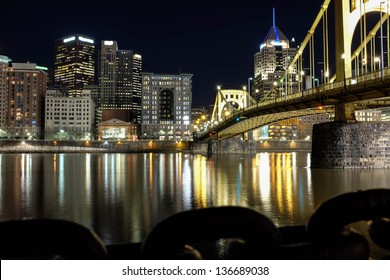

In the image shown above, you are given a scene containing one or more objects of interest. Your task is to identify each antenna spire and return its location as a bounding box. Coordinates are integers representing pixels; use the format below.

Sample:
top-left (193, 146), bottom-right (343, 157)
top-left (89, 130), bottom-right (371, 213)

top-left (273, 7), bottom-right (276, 27)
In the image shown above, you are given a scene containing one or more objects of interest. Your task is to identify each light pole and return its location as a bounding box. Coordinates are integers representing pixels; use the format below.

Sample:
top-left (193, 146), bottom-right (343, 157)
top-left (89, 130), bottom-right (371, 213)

top-left (341, 53), bottom-right (346, 87)
top-left (242, 86), bottom-right (248, 108)
top-left (380, 1), bottom-right (385, 78)
top-left (247, 77), bottom-right (252, 97)
top-left (284, 56), bottom-right (290, 99)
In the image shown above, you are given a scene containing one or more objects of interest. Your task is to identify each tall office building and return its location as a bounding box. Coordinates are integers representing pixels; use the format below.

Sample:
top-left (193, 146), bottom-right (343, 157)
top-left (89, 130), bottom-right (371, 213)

top-left (141, 73), bottom-right (192, 140)
top-left (0, 55), bottom-right (11, 129)
top-left (54, 34), bottom-right (95, 96)
top-left (4, 62), bottom-right (47, 139)
top-left (99, 40), bottom-right (142, 123)
top-left (253, 12), bottom-right (298, 102)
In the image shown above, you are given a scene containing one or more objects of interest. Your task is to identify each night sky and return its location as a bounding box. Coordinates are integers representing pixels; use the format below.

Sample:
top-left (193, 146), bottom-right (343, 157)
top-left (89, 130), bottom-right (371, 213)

top-left (1, 0), bottom-right (324, 107)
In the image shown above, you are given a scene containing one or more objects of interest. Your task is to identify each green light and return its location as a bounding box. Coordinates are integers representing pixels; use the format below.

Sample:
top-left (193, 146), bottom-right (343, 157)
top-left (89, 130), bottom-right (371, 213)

top-left (0, 55), bottom-right (12, 63)
top-left (36, 65), bottom-right (48, 71)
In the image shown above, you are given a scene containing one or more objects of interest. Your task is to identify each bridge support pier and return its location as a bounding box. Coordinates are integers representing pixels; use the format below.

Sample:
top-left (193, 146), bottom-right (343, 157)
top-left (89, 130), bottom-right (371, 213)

top-left (207, 139), bottom-right (257, 155)
top-left (334, 103), bottom-right (356, 122)
top-left (311, 122), bottom-right (390, 168)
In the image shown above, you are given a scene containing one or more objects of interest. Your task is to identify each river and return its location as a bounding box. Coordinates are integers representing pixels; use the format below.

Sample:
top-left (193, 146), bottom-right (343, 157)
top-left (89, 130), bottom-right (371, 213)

top-left (1, 152), bottom-right (389, 245)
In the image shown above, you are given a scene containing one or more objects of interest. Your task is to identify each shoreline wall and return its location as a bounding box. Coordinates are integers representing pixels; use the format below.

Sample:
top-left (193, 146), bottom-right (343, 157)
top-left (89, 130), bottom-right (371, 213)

top-left (0, 139), bottom-right (312, 154)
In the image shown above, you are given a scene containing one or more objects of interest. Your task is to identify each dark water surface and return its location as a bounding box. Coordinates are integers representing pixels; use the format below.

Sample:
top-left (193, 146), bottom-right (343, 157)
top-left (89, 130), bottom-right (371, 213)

top-left (1, 152), bottom-right (389, 245)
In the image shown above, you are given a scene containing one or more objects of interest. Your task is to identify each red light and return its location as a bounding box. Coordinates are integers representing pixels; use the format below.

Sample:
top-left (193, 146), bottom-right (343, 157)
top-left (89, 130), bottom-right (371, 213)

top-left (318, 106), bottom-right (323, 110)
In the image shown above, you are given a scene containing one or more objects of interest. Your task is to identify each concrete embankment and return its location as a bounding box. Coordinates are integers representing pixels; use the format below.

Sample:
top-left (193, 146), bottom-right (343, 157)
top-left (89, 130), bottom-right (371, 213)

top-left (205, 139), bottom-right (312, 154)
top-left (0, 139), bottom-right (311, 154)
top-left (0, 140), bottom-right (192, 153)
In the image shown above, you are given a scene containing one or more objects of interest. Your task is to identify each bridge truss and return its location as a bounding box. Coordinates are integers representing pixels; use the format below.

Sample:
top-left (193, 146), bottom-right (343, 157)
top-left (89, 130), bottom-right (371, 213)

top-left (198, 0), bottom-right (390, 141)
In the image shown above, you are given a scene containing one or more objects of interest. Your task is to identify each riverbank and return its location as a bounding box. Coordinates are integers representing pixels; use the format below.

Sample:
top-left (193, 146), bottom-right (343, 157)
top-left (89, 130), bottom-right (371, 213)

top-left (0, 139), bottom-right (312, 153)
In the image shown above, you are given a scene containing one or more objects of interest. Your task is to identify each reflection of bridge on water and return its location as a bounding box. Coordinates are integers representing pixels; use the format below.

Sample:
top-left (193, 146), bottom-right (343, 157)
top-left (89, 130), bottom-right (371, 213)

top-left (198, 0), bottom-right (390, 143)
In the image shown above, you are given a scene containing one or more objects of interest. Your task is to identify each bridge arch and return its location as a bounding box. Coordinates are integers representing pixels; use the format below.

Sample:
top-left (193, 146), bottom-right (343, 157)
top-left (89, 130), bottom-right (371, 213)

top-left (335, 0), bottom-right (389, 81)
top-left (210, 89), bottom-right (250, 124)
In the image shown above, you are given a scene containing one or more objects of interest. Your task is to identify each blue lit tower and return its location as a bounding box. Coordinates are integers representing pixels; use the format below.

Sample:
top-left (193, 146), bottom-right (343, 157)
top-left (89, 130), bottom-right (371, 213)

top-left (253, 9), bottom-right (297, 102)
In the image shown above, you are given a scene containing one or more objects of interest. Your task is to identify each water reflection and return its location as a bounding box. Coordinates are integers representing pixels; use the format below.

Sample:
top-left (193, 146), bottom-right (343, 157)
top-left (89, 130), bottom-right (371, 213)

top-left (0, 152), bottom-right (389, 245)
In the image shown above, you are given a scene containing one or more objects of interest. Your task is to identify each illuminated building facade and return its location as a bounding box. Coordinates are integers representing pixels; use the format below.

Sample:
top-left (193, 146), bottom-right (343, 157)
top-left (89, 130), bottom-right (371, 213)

top-left (297, 114), bottom-right (331, 140)
top-left (253, 11), bottom-right (298, 102)
top-left (54, 34), bottom-right (95, 96)
top-left (382, 108), bottom-right (390, 121)
top-left (44, 89), bottom-right (96, 140)
top-left (355, 110), bottom-right (382, 122)
top-left (191, 106), bottom-right (209, 134)
top-left (97, 118), bottom-right (138, 141)
top-left (0, 55), bottom-right (11, 130)
top-left (141, 73), bottom-right (193, 140)
top-left (99, 40), bottom-right (142, 123)
top-left (3, 62), bottom-right (47, 139)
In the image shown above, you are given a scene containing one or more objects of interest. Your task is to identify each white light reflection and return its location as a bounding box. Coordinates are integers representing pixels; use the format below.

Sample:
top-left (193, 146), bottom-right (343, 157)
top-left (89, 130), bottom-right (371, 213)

top-left (193, 155), bottom-right (208, 207)
top-left (182, 154), bottom-right (192, 209)
top-left (306, 152), bottom-right (311, 168)
top-left (236, 162), bottom-right (242, 205)
top-left (20, 154), bottom-right (33, 210)
top-left (306, 153), bottom-right (313, 196)
top-left (57, 154), bottom-right (65, 208)
top-left (84, 153), bottom-right (91, 206)
top-left (257, 153), bottom-right (271, 209)
top-left (158, 154), bottom-right (164, 193)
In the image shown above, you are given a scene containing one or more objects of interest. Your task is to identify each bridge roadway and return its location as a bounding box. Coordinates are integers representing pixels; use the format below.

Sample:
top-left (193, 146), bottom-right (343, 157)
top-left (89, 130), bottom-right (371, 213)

top-left (198, 69), bottom-right (390, 141)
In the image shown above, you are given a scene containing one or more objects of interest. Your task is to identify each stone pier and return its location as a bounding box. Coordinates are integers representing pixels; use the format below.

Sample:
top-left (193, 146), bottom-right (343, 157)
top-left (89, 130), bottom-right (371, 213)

top-left (311, 122), bottom-right (390, 168)
top-left (207, 139), bottom-right (257, 155)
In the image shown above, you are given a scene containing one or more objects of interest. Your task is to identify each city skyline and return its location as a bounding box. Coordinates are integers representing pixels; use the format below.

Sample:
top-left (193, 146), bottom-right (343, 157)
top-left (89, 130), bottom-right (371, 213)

top-left (1, 0), bottom-right (323, 107)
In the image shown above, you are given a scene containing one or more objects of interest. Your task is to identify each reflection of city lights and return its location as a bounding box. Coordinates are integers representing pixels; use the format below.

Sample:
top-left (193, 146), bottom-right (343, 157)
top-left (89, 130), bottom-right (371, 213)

top-left (193, 155), bottom-right (208, 207)
top-left (257, 153), bottom-right (271, 208)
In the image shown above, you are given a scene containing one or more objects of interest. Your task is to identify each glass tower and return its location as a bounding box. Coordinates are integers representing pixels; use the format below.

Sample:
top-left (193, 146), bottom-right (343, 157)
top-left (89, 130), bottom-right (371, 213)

top-left (54, 34), bottom-right (95, 96)
top-left (99, 40), bottom-right (142, 123)
top-left (253, 14), bottom-right (298, 102)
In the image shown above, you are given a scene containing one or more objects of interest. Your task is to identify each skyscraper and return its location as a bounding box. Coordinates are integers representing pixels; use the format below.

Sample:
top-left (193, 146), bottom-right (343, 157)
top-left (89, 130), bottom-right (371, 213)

top-left (141, 73), bottom-right (193, 140)
top-left (99, 40), bottom-right (142, 123)
top-left (54, 34), bottom-right (95, 96)
top-left (0, 55), bottom-right (11, 129)
top-left (253, 10), bottom-right (298, 102)
top-left (4, 62), bottom-right (47, 139)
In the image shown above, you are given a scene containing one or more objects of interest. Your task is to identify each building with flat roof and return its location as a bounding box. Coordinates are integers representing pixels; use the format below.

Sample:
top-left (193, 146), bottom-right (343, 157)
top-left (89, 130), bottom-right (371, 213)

top-left (0, 55), bottom-right (11, 132)
top-left (44, 89), bottom-right (96, 140)
top-left (1, 62), bottom-right (47, 139)
top-left (54, 34), bottom-right (95, 96)
top-left (141, 73), bottom-right (192, 140)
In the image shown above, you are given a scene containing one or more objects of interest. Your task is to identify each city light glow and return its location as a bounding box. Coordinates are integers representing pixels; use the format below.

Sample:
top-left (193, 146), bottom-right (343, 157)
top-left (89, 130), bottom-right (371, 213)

top-left (78, 36), bottom-right (94, 44)
top-left (63, 36), bottom-right (76, 43)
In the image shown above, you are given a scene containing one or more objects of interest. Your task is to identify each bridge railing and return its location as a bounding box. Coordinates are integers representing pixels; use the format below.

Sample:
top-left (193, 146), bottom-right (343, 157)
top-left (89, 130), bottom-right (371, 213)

top-left (200, 68), bottom-right (390, 139)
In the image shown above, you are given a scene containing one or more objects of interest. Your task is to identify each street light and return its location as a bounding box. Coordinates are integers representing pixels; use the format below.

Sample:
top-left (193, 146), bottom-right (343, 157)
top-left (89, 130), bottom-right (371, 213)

top-left (341, 53), bottom-right (346, 87)
top-left (284, 56), bottom-right (290, 98)
top-left (380, 1), bottom-right (385, 78)
top-left (247, 77), bottom-right (253, 96)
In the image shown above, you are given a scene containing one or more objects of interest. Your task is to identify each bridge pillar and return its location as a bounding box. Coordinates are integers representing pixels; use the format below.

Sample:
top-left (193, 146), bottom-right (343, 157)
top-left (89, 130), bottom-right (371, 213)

top-left (334, 0), bottom-right (353, 82)
top-left (311, 122), bottom-right (390, 168)
top-left (207, 139), bottom-right (257, 155)
top-left (334, 102), bottom-right (356, 122)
